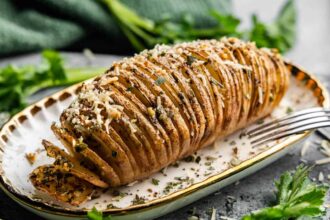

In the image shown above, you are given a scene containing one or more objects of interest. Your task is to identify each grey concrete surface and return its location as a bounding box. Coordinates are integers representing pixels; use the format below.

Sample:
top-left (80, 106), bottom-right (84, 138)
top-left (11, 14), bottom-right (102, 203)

top-left (0, 0), bottom-right (330, 219)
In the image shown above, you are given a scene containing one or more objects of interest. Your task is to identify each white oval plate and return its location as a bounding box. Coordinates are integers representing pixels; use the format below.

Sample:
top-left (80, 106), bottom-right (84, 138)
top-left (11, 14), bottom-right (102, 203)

top-left (0, 63), bottom-right (328, 220)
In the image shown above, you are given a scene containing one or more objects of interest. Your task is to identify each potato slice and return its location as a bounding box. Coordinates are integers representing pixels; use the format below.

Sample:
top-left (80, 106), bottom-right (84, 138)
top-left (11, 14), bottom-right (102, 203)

top-left (42, 140), bottom-right (108, 188)
top-left (30, 165), bottom-right (94, 206)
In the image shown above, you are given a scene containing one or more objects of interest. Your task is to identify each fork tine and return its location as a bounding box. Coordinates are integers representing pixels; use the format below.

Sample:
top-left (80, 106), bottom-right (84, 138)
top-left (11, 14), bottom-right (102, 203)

top-left (247, 107), bottom-right (326, 136)
top-left (248, 111), bottom-right (330, 138)
top-left (251, 116), bottom-right (330, 143)
top-left (251, 121), bottom-right (330, 147)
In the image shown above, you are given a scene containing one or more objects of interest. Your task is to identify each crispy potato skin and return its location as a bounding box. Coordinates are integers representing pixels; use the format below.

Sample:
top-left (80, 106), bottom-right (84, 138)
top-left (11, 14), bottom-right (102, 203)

top-left (30, 38), bottom-right (289, 204)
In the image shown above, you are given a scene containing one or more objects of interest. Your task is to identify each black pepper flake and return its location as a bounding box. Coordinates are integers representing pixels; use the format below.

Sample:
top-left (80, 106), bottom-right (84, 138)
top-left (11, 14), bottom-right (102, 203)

top-left (178, 92), bottom-right (185, 101)
top-left (112, 151), bottom-right (118, 158)
top-left (195, 156), bottom-right (201, 164)
top-left (184, 155), bottom-right (195, 162)
top-left (126, 85), bottom-right (134, 92)
top-left (75, 144), bottom-right (86, 153)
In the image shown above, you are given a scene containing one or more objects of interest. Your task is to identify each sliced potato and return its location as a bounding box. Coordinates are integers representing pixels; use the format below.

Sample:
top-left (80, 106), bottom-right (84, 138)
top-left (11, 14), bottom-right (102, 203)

top-left (30, 165), bottom-right (94, 206)
top-left (31, 38), bottom-right (289, 205)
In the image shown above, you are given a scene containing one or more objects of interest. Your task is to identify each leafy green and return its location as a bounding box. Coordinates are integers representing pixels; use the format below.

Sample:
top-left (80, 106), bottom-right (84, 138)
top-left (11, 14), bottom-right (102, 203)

top-left (87, 207), bottom-right (113, 220)
top-left (102, 0), bottom-right (296, 53)
top-left (0, 50), bottom-right (106, 115)
top-left (249, 0), bottom-right (296, 53)
top-left (242, 165), bottom-right (329, 220)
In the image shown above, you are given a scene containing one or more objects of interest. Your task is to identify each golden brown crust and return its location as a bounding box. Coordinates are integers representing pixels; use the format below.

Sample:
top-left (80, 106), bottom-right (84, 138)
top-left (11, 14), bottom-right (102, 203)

top-left (30, 38), bottom-right (290, 204)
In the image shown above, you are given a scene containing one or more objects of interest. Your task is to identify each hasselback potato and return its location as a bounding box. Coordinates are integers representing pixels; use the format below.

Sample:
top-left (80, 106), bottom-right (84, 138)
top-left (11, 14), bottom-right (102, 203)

top-left (30, 37), bottom-right (289, 205)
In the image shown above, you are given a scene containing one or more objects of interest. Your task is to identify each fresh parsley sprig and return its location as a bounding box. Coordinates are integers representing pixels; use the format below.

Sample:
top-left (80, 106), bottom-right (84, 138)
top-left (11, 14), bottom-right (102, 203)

top-left (87, 207), bottom-right (112, 220)
top-left (242, 165), bottom-right (329, 220)
top-left (0, 50), bottom-right (106, 115)
top-left (249, 0), bottom-right (296, 53)
top-left (102, 0), bottom-right (296, 53)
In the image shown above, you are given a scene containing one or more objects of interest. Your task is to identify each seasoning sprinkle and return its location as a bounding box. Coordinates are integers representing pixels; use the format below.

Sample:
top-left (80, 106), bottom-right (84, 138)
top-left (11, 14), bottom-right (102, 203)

top-left (186, 55), bottom-right (196, 66)
top-left (155, 76), bottom-right (166, 85)
top-left (286, 107), bottom-right (293, 114)
top-left (151, 178), bottom-right (159, 186)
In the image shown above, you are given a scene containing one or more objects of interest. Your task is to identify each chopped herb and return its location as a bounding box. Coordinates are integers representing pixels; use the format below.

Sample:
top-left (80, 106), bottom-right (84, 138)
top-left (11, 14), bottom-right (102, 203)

top-left (205, 161), bottom-right (212, 166)
top-left (206, 156), bottom-right (217, 161)
top-left (269, 93), bottom-right (274, 102)
top-left (256, 119), bottom-right (264, 124)
top-left (286, 107), bottom-right (293, 114)
top-left (229, 140), bottom-right (237, 146)
top-left (178, 92), bottom-right (185, 101)
top-left (186, 56), bottom-right (196, 65)
top-left (106, 203), bottom-right (118, 209)
top-left (75, 143), bottom-right (87, 153)
top-left (173, 162), bottom-right (180, 168)
top-left (132, 195), bottom-right (146, 205)
top-left (126, 85), bottom-right (134, 91)
top-left (151, 178), bottom-right (159, 185)
top-left (155, 76), bottom-right (166, 85)
top-left (195, 156), bottom-right (201, 164)
top-left (111, 151), bottom-right (117, 158)
top-left (184, 155), bottom-right (195, 162)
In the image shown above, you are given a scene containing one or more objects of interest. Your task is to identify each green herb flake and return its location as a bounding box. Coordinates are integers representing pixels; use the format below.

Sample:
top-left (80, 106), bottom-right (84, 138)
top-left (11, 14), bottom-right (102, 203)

top-left (286, 107), bottom-right (293, 114)
top-left (111, 151), bottom-right (118, 158)
top-left (155, 76), bottom-right (166, 85)
top-left (195, 156), bottom-right (201, 164)
top-left (151, 178), bottom-right (159, 185)
top-left (126, 85), bottom-right (134, 92)
top-left (184, 155), bottom-right (195, 162)
top-left (132, 195), bottom-right (146, 205)
top-left (186, 56), bottom-right (196, 65)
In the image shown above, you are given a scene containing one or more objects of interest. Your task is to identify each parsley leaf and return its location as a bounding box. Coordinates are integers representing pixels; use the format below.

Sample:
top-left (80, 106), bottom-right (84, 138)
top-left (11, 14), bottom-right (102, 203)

top-left (87, 207), bottom-right (113, 220)
top-left (155, 76), bottom-right (166, 85)
top-left (0, 50), bottom-right (106, 115)
top-left (102, 0), bottom-right (296, 53)
top-left (249, 0), bottom-right (296, 53)
top-left (242, 165), bottom-right (329, 220)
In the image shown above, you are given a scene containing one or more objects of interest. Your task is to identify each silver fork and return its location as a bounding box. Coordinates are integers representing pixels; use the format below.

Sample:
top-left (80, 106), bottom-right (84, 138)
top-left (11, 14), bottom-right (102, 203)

top-left (246, 107), bottom-right (330, 147)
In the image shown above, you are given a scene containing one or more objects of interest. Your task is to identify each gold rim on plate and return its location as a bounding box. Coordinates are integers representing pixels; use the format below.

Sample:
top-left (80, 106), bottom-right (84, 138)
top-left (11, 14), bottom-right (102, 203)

top-left (0, 62), bottom-right (328, 217)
